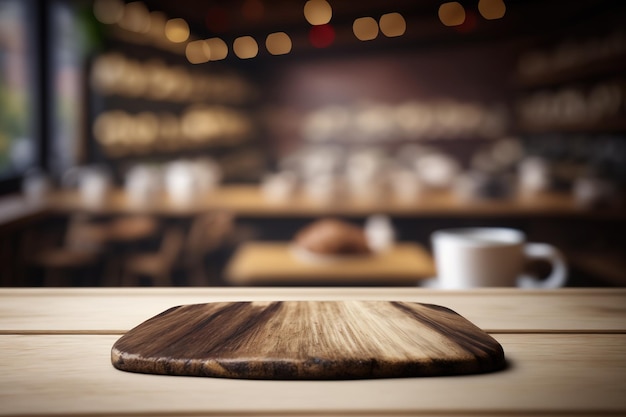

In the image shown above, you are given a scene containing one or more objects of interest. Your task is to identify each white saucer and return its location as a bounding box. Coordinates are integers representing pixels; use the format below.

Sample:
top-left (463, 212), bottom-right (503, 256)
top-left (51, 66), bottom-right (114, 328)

top-left (419, 277), bottom-right (441, 288)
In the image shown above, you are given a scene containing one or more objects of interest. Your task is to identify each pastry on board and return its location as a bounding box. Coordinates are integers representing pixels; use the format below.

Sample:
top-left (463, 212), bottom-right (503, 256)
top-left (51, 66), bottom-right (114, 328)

top-left (293, 218), bottom-right (371, 256)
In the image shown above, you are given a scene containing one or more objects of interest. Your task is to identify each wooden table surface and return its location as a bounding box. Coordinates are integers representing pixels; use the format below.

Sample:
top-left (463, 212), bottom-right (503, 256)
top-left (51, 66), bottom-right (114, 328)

top-left (225, 242), bottom-right (436, 285)
top-left (1, 287), bottom-right (625, 417)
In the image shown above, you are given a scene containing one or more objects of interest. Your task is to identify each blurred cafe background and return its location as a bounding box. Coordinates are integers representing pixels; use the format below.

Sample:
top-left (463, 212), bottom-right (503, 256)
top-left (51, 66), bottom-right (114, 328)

top-left (0, 0), bottom-right (624, 287)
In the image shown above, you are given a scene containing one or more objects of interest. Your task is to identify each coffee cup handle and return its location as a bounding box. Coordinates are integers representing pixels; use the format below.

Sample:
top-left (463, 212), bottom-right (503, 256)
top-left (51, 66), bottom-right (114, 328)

top-left (517, 243), bottom-right (567, 289)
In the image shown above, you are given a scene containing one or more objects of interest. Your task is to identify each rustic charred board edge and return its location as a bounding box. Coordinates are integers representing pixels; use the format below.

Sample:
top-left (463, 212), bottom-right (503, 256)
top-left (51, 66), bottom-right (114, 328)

top-left (110, 351), bottom-right (508, 380)
top-left (111, 301), bottom-right (506, 380)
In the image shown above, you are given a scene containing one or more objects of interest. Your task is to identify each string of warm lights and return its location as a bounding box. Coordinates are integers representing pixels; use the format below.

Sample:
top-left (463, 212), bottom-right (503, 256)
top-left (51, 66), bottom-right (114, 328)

top-left (93, 0), bottom-right (507, 64)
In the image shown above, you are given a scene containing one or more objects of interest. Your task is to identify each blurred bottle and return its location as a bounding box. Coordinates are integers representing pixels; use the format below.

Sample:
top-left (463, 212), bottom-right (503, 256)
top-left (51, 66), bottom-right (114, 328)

top-left (365, 214), bottom-right (395, 253)
top-left (518, 156), bottom-right (552, 193)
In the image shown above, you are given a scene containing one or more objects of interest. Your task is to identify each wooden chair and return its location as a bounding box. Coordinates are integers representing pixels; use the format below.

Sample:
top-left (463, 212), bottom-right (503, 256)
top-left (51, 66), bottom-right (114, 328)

top-left (106, 215), bottom-right (158, 245)
top-left (29, 214), bottom-right (107, 286)
top-left (121, 227), bottom-right (184, 286)
top-left (183, 211), bottom-right (234, 286)
top-left (100, 215), bottom-right (159, 286)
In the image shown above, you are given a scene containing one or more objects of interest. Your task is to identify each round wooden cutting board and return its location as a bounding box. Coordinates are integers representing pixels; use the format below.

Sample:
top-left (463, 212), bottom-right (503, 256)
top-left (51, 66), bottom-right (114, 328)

top-left (111, 300), bottom-right (505, 379)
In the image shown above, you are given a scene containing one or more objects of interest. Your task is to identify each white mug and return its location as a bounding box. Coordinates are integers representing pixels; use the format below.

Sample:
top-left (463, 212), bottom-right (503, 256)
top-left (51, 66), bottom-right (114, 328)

top-left (164, 161), bottom-right (197, 206)
top-left (62, 166), bottom-right (111, 207)
top-left (261, 171), bottom-right (297, 203)
top-left (125, 165), bottom-right (162, 207)
top-left (431, 227), bottom-right (567, 289)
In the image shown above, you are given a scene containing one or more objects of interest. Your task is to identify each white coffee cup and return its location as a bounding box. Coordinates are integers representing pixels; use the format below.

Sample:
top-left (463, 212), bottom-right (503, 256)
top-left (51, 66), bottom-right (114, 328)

top-left (261, 171), bottom-right (297, 203)
top-left (431, 227), bottom-right (567, 289)
top-left (62, 165), bottom-right (111, 207)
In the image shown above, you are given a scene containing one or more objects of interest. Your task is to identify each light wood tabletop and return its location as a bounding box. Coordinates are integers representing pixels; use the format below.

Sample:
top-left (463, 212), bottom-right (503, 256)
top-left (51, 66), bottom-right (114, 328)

top-left (0, 287), bottom-right (625, 417)
top-left (225, 242), bottom-right (436, 285)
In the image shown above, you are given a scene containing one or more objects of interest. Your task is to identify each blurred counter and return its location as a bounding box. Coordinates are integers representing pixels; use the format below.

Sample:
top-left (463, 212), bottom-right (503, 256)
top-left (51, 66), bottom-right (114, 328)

top-left (42, 185), bottom-right (623, 218)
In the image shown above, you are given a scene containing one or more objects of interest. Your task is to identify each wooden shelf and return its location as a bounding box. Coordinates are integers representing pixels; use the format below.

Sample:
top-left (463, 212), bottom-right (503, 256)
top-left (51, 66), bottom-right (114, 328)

top-left (302, 137), bottom-right (499, 147)
top-left (515, 54), bottom-right (626, 90)
top-left (516, 116), bottom-right (626, 135)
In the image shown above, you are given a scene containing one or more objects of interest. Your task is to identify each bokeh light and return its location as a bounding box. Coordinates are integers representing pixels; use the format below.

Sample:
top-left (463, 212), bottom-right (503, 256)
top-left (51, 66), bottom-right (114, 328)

top-left (94, 106), bottom-right (251, 152)
top-left (147, 11), bottom-right (167, 41)
top-left (309, 24), bottom-right (335, 48)
top-left (119, 1), bottom-right (151, 33)
top-left (134, 112), bottom-right (159, 146)
top-left (266, 32), bottom-right (292, 55)
top-left (206, 38), bottom-right (228, 60)
top-left (165, 18), bottom-right (190, 43)
top-left (455, 10), bottom-right (478, 33)
top-left (353, 17), bottom-right (378, 41)
top-left (234, 36), bottom-right (259, 59)
top-left (185, 40), bottom-right (211, 64)
top-left (304, 0), bottom-right (332, 25)
top-left (93, 0), bottom-right (124, 24)
top-left (379, 12), bottom-right (406, 37)
top-left (439, 2), bottom-right (466, 27)
top-left (478, 0), bottom-right (506, 20)
top-left (91, 52), bottom-right (253, 105)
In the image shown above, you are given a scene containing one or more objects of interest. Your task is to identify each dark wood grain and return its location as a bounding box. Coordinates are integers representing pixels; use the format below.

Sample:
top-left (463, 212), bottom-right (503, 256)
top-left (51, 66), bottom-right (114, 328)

top-left (111, 301), bottom-right (505, 379)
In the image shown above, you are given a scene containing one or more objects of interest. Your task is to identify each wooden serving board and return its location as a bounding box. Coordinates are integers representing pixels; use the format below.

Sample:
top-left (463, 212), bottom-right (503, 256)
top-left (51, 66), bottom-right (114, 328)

top-left (111, 301), bottom-right (505, 379)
